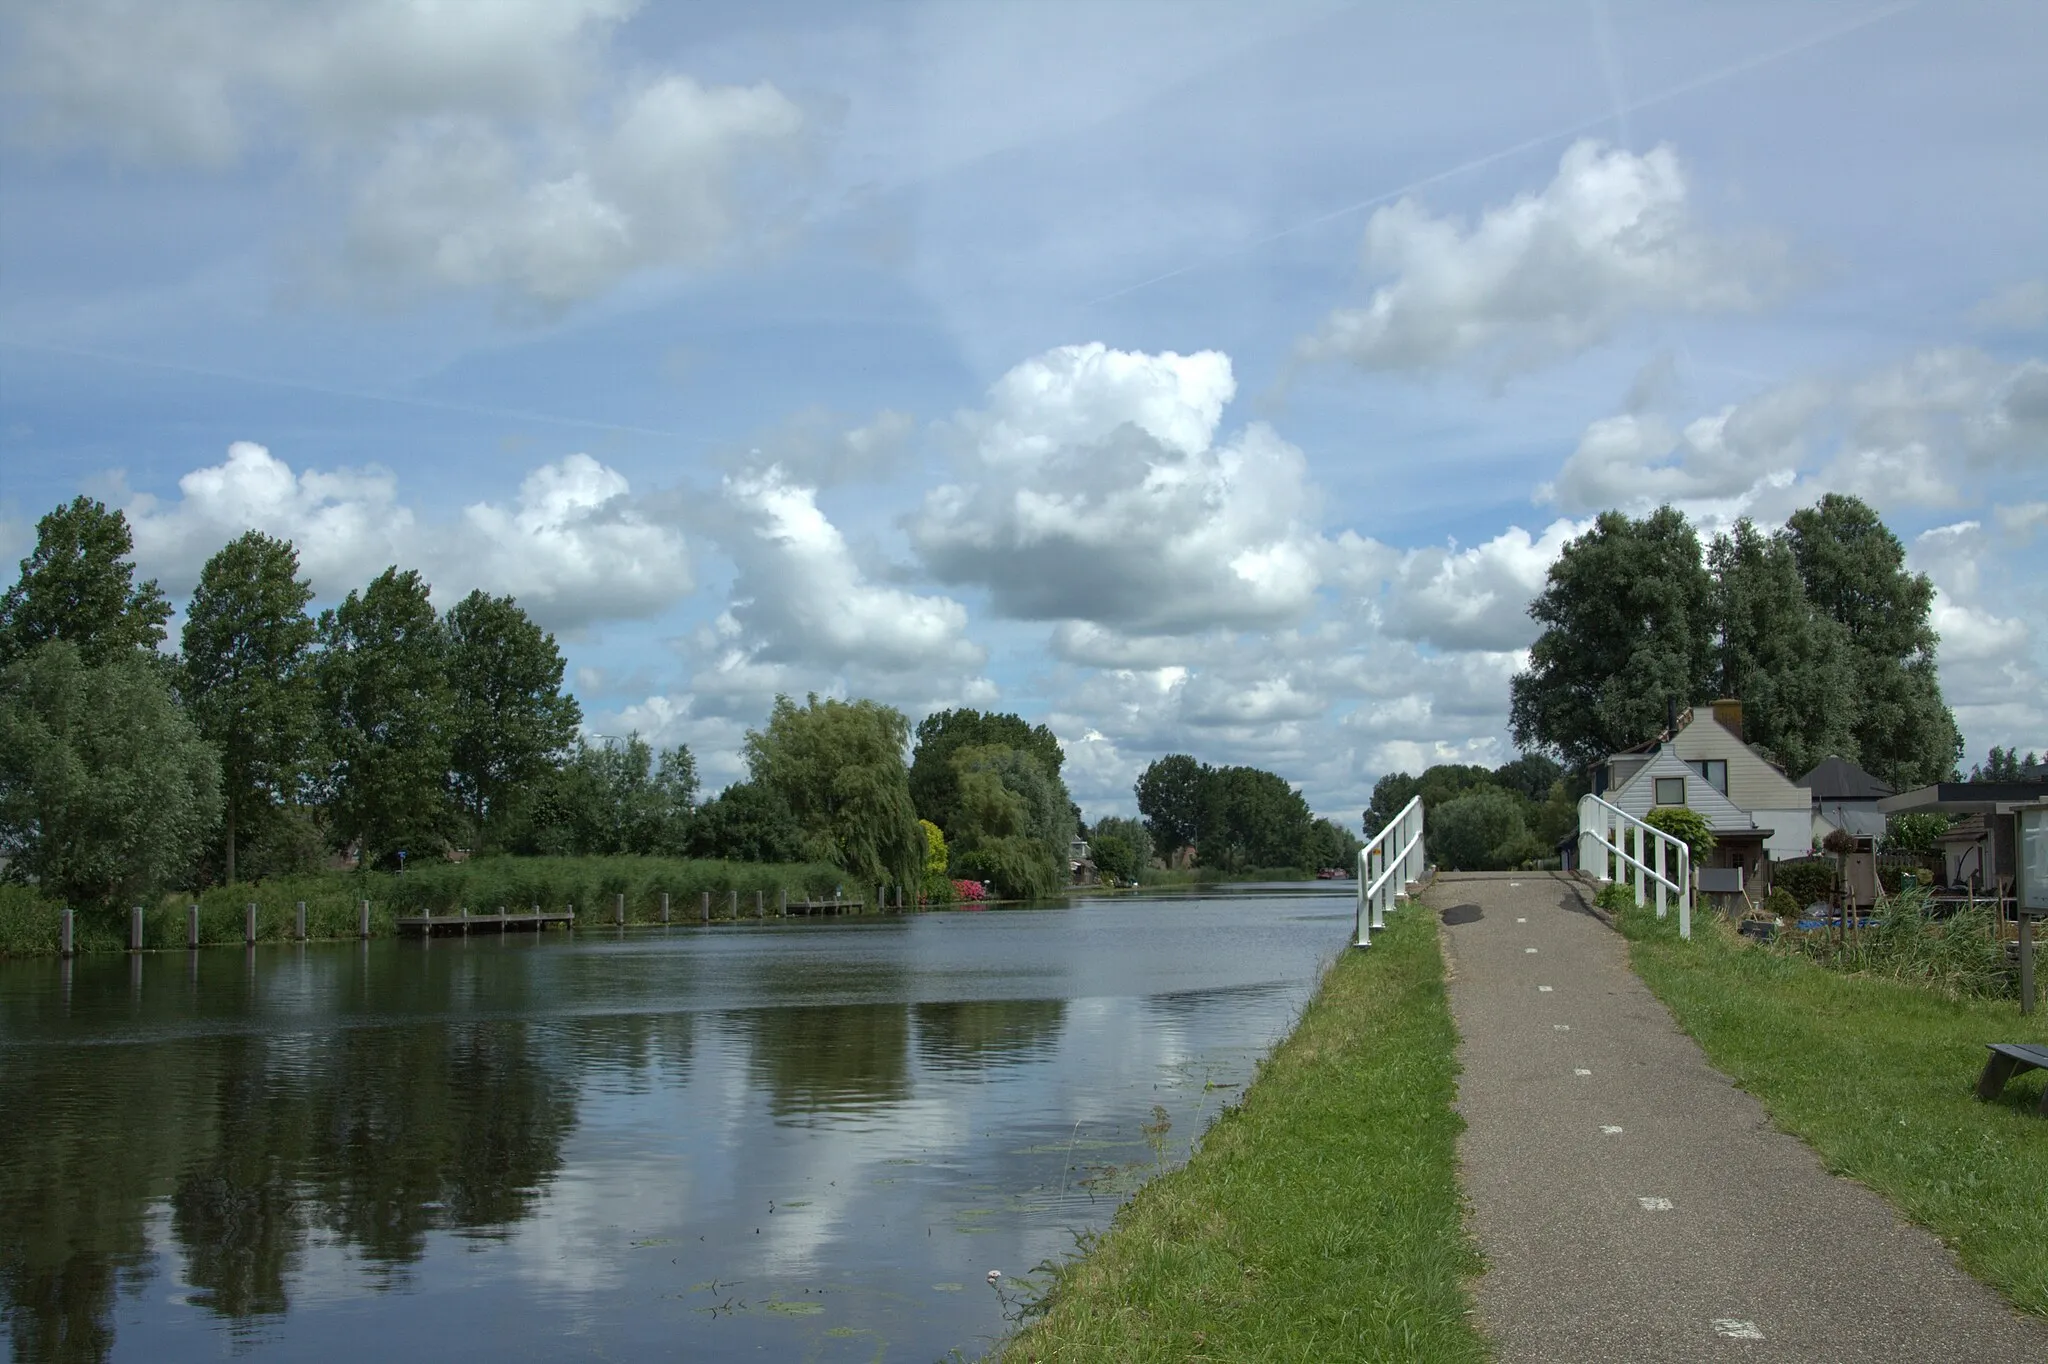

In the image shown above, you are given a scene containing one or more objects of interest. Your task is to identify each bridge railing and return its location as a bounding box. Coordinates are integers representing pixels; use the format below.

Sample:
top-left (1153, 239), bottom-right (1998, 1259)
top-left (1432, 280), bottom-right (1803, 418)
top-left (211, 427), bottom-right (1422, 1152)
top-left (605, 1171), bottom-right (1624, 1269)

top-left (1577, 793), bottom-right (1692, 939)
top-left (1355, 795), bottom-right (1425, 948)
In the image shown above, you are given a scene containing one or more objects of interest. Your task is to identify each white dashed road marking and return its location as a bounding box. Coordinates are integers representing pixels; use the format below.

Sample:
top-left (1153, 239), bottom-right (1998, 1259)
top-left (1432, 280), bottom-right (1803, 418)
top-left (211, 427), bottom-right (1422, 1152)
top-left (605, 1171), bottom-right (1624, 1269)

top-left (1553, 1024), bottom-right (1570, 1031)
top-left (1525, 947), bottom-right (1538, 954)
top-left (1601, 1125), bottom-right (1624, 1135)
top-left (1516, 917), bottom-right (1526, 923)
top-left (1639, 1197), bottom-right (1674, 1212)
top-left (1538, 985), bottom-right (1554, 992)
top-left (1713, 1319), bottom-right (1765, 1340)
top-left (1575, 1068), bottom-right (1592, 1076)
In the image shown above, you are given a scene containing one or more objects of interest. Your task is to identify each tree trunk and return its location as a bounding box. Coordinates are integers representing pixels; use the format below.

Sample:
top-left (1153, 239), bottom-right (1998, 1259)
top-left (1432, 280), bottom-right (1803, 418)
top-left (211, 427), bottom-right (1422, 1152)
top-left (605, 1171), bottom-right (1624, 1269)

top-left (225, 802), bottom-right (236, 885)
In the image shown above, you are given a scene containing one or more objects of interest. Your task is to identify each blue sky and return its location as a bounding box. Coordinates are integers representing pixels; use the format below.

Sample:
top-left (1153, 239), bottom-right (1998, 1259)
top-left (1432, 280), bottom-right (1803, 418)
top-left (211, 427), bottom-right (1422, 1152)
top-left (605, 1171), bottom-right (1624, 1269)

top-left (2, 0), bottom-right (2043, 819)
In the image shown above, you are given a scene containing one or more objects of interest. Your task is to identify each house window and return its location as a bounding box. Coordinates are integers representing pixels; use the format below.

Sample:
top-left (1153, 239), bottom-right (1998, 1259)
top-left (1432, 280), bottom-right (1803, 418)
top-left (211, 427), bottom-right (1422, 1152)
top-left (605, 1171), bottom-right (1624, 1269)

top-left (1653, 776), bottom-right (1686, 807)
top-left (1686, 759), bottom-right (1728, 795)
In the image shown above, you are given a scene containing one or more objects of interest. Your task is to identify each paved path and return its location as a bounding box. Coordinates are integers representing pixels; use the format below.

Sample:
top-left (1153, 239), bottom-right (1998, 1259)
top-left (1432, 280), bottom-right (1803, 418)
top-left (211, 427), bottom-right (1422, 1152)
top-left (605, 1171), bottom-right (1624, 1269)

top-left (1436, 870), bottom-right (2048, 1363)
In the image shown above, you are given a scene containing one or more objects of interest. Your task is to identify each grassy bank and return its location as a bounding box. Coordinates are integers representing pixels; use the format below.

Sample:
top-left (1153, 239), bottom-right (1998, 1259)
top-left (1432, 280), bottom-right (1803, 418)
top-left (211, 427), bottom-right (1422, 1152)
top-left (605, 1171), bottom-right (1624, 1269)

top-left (1612, 895), bottom-right (2048, 1316)
top-left (1135, 866), bottom-right (1321, 887)
top-left (0, 855), bottom-right (854, 955)
top-left (994, 900), bottom-right (1484, 1363)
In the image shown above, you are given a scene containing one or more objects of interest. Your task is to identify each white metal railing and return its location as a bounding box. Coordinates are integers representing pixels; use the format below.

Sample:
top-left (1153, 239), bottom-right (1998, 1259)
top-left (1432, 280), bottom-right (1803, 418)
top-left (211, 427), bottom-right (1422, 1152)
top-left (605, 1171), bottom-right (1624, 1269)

top-left (1577, 793), bottom-right (1692, 939)
top-left (1355, 795), bottom-right (1425, 947)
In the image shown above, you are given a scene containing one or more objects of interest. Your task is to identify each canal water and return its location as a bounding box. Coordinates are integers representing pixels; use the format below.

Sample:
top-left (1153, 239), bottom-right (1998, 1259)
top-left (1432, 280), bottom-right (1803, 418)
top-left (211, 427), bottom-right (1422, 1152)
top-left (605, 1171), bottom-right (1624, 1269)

top-left (0, 886), bottom-right (1350, 1363)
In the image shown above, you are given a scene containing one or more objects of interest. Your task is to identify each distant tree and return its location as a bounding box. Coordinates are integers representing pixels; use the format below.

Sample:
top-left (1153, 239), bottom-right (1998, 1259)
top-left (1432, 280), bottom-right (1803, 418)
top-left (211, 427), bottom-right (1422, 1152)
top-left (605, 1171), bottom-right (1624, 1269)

top-left (1364, 771), bottom-right (1420, 835)
top-left (180, 532), bottom-right (318, 884)
top-left (0, 642), bottom-right (221, 915)
top-left (1785, 494), bottom-right (1960, 787)
top-left (444, 591), bottom-right (581, 849)
top-left (745, 694), bottom-right (924, 888)
top-left (1089, 814), bottom-right (1154, 873)
top-left (943, 744), bottom-right (1070, 897)
top-left (1509, 506), bottom-right (1716, 771)
top-left (908, 708), bottom-right (1064, 834)
top-left (316, 568), bottom-right (453, 865)
top-left (0, 496), bottom-right (172, 667)
top-left (1968, 746), bottom-right (2046, 782)
top-left (1197, 765), bottom-right (1315, 872)
top-left (528, 735), bottom-right (693, 856)
top-left (686, 780), bottom-right (809, 863)
top-left (918, 819), bottom-right (953, 901)
top-left (1303, 817), bottom-right (1363, 872)
top-left (1135, 754), bottom-right (1209, 858)
top-left (1429, 789), bottom-right (1531, 872)
top-left (1492, 753), bottom-right (1564, 803)
top-left (1088, 830), bottom-right (1139, 883)
top-left (1880, 811), bottom-right (1952, 854)
top-left (1708, 518), bottom-right (1860, 775)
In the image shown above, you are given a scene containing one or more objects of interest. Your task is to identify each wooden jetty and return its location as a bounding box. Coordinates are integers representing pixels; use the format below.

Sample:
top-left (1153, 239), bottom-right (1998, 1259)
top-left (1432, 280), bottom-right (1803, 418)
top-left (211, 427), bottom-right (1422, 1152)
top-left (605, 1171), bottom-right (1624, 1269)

top-left (396, 910), bottom-right (576, 937)
top-left (782, 899), bottom-right (866, 916)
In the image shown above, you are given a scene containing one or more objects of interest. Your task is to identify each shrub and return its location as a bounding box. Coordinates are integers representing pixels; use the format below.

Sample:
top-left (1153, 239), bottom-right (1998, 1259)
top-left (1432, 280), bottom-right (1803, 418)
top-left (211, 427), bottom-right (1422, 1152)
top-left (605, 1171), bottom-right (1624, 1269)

top-left (1428, 788), bottom-right (1527, 871)
top-left (1643, 805), bottom-right (1715, 862)
top-left (1880, 812), bottom-right (1950, 855)
top-left (1772, 858), bottom-right (1836, 908)
top-left (1764, 888), bottom-right (1800, 923)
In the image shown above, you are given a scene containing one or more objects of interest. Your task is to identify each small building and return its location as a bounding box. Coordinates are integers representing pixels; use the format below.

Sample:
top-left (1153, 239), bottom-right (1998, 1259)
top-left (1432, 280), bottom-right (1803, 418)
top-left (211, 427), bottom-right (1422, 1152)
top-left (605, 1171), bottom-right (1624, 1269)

top-left (1591, 699), bottom-right (1814, 895)
top-left (1878, 781), bottom-right (2048, 897)
top-left (1801, 755), bottom-right (1893, 847)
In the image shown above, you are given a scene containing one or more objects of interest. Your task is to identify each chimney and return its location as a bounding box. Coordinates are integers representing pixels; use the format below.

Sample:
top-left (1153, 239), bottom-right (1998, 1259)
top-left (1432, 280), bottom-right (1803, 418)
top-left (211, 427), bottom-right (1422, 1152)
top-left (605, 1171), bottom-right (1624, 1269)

top-left (1711, 697), bottom-right (1743, 742)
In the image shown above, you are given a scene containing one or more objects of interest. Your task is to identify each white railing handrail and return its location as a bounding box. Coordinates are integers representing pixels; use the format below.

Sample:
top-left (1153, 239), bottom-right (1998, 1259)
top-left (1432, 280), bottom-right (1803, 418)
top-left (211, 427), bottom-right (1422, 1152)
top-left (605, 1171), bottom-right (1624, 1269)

top-left (1577, 792), bottom-right (1692, 939)
top-left (1356, 794), bottom-right (1425, 948)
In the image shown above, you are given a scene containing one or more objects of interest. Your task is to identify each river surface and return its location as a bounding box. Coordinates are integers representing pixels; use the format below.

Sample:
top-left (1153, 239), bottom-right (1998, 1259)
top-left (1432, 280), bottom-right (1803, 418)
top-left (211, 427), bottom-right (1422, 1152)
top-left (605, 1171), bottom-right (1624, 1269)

top-left (0, 886), bottom-right (1351, 1363)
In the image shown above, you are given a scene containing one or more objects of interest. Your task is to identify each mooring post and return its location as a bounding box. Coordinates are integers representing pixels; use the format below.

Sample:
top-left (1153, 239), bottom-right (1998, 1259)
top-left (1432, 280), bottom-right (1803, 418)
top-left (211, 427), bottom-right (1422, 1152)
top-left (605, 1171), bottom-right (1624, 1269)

top-left (295, 901), bottom-right (307, 941)
top-left (359, 899), bottom-right (371, 938)
top-left (130, 906), bottom-right (144, 952)
top-left (661, 892), bottom-right (671, 924)
top-left (58, 907), bottom-right (74, 959)
top-left (701, 891), bottom-right (710, 923)
top-left (245, 902), bottom-right (258, 946)
top-left (615, 892), bottom-right (625, 927)
top-left (755, 889), bottom-right (763, 920)
top-left (2021, 913), bottom-right (2036, 1016)
top-left (779, 887), bottom-right (788, 916)
top-left (188, 903), bottom-right (200, 949)
top-left (728, 889), bottom-right (738, 919)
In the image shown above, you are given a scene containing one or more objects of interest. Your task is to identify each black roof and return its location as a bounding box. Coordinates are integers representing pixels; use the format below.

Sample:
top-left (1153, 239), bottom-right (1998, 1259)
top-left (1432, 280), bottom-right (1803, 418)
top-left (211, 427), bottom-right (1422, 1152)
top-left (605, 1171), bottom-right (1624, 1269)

top-left (1798, 755), bottom-right (1893, 802)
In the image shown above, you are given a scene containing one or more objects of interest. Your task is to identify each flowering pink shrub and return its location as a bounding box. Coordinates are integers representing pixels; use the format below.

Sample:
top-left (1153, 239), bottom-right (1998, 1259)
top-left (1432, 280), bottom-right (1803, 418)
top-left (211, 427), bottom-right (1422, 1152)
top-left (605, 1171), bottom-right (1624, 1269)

top-left (952, 878), bottom-right (987, 902)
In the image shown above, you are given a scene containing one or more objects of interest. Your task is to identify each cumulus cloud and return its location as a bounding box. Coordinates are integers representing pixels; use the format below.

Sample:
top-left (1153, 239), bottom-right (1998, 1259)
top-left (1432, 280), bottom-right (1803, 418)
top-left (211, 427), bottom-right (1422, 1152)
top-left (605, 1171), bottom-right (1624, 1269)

top-left (1541, 348), bottom-right (2048, 522)
top-left (3, 0), bottom-right (810, 309)
top-left (718, 464), bottom-right (984, 674)
top-left (1376, 520), bottom-right (1583, 652)
top-left (719, 408), bottom-right (918, 489)
top-left (912, 344), bottom-right (1326, 634)
top-left (123, 440), bottom-right (689, 629)
top-left (1908, 522), bottom-right (2047, 751)
top-left (1299, 140), bottom-right (1783, 376)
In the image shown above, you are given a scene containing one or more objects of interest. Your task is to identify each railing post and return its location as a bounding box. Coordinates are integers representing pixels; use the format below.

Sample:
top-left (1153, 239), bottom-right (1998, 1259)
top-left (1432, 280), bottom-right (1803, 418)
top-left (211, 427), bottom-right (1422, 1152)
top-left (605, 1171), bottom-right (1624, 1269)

top-left (1354, 846), bottom-right (1371, 948)
top-left (1679, 847), bottom-right (1692, 941)
top-left (1654, 835), bottom-right (1667, 919)
top-left (1634, 828), bottom-right (1646, 905)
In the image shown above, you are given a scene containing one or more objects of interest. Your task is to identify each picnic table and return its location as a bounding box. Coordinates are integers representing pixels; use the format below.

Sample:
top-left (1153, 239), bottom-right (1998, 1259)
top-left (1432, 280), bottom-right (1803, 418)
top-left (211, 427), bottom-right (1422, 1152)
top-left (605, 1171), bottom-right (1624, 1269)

top-left (1975, 1043), bottom-right (2048, 1116)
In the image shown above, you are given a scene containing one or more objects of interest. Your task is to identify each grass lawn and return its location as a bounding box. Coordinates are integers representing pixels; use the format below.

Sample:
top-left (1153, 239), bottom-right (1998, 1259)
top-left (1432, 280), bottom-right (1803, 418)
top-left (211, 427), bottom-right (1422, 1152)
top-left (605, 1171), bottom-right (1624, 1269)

top-left (1615, 900), bottom-right (2048, 1317)
top-left (994, 900), bottom-right (1486, 1364)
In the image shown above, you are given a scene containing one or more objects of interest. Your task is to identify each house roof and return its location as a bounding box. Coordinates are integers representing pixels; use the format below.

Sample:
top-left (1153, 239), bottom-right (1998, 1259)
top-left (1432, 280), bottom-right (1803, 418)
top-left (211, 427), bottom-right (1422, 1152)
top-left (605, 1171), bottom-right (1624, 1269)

top-left (1608, 748), bottom-right (1755, 833)
top-left (1799, 756), bottom-right (1893, 802)
top-left (1879, 781), bottom-right (2048, 815)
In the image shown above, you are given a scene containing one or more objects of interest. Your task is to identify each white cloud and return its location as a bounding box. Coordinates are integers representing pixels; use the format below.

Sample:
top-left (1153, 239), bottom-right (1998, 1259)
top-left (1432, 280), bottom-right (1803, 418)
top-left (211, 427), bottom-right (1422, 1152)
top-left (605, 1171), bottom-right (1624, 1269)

top-left (123, 440), bottom-right (689, 630)
top-left (1541, 348), bottom-right (2047, 522)
top-left (1377, 520), bottom-right (1584, 652)
top-left (719, 464), bottom-right (983, 674)
top-left (1970, 279), bottom-right (2048, 332)
top-left (1299, 140), bottom-right (1782, 375)
top-left (4, 1), bottom-right (810, 308)
top-left (1910, 522), bottom-right (2047, 753)
top-left (913, 344), bottom-right (1326, 634)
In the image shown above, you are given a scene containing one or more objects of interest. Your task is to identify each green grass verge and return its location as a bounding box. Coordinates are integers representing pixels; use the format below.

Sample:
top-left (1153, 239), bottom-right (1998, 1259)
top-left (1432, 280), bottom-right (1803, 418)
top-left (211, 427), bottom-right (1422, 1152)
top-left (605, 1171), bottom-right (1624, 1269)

top-left (1612, 897), bottom-right (2048, 1317)
top-left (994, 902), bottom-right (1485, 1363)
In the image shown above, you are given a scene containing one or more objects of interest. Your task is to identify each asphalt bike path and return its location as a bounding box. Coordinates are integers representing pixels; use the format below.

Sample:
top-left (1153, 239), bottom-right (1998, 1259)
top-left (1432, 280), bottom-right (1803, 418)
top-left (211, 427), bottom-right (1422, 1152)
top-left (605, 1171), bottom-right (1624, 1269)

top-left (1436, 870), bottom-right (2048, 1363)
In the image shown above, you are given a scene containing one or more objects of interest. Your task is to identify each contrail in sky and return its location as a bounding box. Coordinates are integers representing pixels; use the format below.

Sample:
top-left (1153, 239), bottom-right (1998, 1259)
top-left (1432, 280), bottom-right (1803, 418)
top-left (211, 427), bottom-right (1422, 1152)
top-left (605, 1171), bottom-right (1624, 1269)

top-left (1083, 0), bottom-right (1920, 308)
top-left (1588, 0), bottom-right (1633, 151)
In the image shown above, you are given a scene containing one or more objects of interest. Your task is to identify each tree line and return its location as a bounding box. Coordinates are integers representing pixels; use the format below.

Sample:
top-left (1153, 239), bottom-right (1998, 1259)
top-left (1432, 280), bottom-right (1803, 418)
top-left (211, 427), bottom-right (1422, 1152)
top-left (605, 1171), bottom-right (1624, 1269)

top-left (1507, 493), bottom-right (1962, 788)
top-left (1362, 754), bottom-right (1576, 873)
top-left (1131, 754), bottom-right (1363, 875)
top-left (10, 497), bottom-right (1367, 920)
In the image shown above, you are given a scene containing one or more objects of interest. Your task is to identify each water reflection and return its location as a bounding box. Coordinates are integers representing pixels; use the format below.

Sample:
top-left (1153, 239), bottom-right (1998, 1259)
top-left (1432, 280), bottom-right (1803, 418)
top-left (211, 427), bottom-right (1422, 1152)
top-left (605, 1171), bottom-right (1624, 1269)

top-left (0, 891), bottom-right (1347, 1363)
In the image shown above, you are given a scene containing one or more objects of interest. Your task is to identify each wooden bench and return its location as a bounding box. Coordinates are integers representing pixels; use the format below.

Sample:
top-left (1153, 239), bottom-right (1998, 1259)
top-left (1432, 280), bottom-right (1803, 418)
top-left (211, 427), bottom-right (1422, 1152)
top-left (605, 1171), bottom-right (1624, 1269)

top-left (1975, 1043), bottom-right (2048, 1115)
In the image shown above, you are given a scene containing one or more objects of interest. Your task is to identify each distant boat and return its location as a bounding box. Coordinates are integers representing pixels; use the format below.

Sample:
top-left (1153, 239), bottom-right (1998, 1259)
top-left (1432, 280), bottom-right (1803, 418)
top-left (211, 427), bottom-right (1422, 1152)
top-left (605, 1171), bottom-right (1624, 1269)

top-left (1315, 867), bottom-right (1353, 880)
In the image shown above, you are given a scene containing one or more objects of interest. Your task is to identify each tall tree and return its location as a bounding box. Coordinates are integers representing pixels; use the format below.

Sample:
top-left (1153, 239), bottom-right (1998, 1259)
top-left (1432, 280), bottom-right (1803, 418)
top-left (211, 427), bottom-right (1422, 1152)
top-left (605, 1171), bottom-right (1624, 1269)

top-left (1509, 506), bottom-right (1716, 771)
top-left (0, 641), bottom-right (221, 915)
top-left (1708, 518), bottom-right (1860, 776)
top-left (944, 744), bottom-right (1071, 898)
top-left (316, 568), bottom-right (453, 865)
top-left (1196, 765), bottom-right (1315, 872)
top-left (1785, 494), bottom-right (1960, 786)
top-left (0, 496), bottom-right (171, 667)
top-left (908, 708), bottom-right (1065, 834)
top-left (687, 781), bottom-right (809, 863)
top-left (1135, 753), bottom-right (1210, 857)
top-left (443, 591), bottom-right (581, 848)
top-left (181, 532), bottom-right (318, 884)
top-left (745, 694), bottom-right (924, 887)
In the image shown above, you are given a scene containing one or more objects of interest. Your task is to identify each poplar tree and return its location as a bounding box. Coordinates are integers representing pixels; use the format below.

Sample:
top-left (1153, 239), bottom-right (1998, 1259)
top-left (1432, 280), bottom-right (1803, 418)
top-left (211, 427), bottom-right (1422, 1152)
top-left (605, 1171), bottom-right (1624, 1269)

top-left (0, 496), bottom-right (171, 667)
top-left (181, 533), bottom-right (318, 883)
top-left (444, 590), bottom-right (581, 849)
